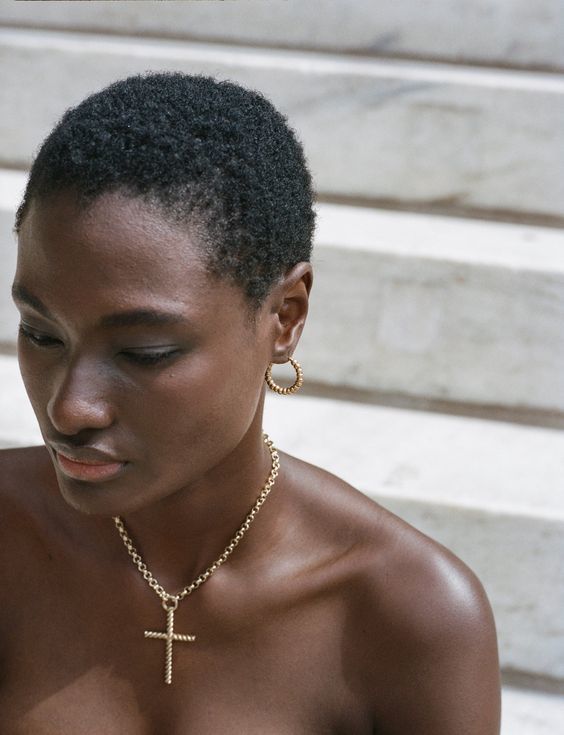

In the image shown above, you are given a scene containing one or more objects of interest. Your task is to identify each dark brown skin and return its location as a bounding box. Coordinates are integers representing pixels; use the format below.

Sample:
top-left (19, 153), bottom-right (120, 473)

top-left (0, 191), bottom-right (501, 734)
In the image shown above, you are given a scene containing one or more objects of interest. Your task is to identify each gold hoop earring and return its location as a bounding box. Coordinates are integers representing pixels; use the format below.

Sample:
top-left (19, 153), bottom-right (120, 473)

top-left (265, 356), bottom-right (304, 395)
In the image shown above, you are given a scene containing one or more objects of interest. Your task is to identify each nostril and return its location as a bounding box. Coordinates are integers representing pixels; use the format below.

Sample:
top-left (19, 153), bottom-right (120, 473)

top-left (47, 393), bottom-right (115, 436)
top-left (47, 367), bottom-right (115, 435)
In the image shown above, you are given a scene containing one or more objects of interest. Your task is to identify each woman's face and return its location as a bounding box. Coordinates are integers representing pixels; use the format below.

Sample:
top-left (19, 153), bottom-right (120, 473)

top-left (13, 191), bottom-right (274, 516)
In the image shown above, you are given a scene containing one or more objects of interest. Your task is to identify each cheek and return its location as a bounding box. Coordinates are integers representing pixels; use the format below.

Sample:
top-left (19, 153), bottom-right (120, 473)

top-left (17, 346), bottom-right (50, 415)
top-left (135, 350), bottom-right (265, 456)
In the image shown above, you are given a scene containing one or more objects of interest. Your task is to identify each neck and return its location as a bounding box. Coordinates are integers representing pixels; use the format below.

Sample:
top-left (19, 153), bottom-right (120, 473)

top-left (112, 421), bottom-right (278, 595)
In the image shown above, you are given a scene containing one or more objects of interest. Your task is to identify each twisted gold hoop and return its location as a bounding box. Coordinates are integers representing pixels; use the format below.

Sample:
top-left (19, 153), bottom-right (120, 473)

top-left (265, 356), bottom-right (303, 395)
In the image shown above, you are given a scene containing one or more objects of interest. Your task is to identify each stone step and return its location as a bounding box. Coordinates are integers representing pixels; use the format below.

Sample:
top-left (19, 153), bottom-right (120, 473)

top-left (1, 28), bottom-right (563, 220)
top-left (1, 354), bottom-right (562, 682)
top-left (309, 203), bottom-right (564, 415)
top-left (502, 686), bottom-right (564, 735)
top-left (2, 169), bottom-right (563, 414)
top-left (0, 0), bottom-right (562, 71)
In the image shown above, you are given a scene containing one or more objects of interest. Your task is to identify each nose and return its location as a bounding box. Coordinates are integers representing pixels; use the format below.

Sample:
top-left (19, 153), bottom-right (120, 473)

top-left (47, 355), bottom-right (116, 436)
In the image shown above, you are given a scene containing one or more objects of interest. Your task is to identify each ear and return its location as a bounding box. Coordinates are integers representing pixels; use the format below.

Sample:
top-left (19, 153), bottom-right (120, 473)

top-left (268, 262), bottom-right (313, 363)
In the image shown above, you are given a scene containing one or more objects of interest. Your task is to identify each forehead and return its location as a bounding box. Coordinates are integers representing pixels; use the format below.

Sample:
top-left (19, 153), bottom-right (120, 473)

top-left (18, 191), bottom-right (206, 285)
top-left (15, 191), bottom-right (248, 323)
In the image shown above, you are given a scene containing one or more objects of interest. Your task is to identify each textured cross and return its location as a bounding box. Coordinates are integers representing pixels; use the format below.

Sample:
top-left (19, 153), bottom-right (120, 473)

top-left (145, 603), bottom-right (196, 684)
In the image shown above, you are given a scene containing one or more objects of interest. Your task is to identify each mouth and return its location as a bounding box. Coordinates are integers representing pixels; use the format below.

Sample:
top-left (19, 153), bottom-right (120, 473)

top-left (54, 451), bottom-right (128, 483)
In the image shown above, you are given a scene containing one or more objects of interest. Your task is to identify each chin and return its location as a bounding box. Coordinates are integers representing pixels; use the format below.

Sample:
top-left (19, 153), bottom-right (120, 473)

top-left (55, 474), bottom-right (138, 517)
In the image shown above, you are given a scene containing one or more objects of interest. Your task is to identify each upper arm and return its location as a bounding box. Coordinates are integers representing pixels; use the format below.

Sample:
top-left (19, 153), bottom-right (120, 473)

top-left (363, 527), bottom-right (501, 735)
top-left (387, 569), bottom-right (500, 734)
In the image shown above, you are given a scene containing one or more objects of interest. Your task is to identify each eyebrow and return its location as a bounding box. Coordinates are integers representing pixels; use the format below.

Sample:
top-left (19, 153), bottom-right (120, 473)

top-left (98, 310), bottom-right (185, 328)
top-left (11, 284), bottom-right (186, 328)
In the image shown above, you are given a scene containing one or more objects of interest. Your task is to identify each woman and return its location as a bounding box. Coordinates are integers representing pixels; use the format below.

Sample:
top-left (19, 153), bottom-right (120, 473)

top-left (0, 72), bottom-right (500, 732)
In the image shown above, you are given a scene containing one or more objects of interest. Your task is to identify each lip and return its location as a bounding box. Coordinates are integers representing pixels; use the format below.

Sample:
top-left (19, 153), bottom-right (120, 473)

top-left (53, 449), bottom-right (127, 483)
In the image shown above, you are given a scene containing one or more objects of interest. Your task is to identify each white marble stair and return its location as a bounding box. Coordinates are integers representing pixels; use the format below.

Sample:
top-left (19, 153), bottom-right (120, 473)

top-left (0, 27), bottom-right (563, 220)
top-left (1, 354), bottom-right (562, 685)
top-left (1, 0), bottom-right (562, 71)
top-left (3, 169), bottom-right (563, 415)
top-left (501, 686), bottom-right (564, 735)
top-left (308, 203), bottom-right (564, 415)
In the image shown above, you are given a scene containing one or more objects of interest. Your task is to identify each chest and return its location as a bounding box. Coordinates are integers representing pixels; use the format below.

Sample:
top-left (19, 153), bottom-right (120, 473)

top-left (0, 563), bottom-right (371, 734)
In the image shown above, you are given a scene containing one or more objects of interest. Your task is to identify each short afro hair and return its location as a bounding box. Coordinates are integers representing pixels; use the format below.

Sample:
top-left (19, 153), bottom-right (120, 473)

top-left (15, 72), bottom-right (315, 307)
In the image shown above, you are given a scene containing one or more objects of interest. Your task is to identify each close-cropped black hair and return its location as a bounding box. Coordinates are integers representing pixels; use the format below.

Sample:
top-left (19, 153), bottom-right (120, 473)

top-left (15, 72), bottom-right (315, 307)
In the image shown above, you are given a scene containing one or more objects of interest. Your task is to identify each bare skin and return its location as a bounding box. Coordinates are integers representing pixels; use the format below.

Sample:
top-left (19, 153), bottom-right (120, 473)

top-left (0, 191), bottom-right (501, 734)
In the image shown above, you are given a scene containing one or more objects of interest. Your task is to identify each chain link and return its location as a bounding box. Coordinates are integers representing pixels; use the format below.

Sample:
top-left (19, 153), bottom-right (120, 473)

top-left (113, 433), bottom-right (280, 605)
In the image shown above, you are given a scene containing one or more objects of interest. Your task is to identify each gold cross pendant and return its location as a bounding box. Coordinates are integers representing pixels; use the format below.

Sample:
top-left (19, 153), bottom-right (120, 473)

top-left (145, 598), bottom-right (195, 684)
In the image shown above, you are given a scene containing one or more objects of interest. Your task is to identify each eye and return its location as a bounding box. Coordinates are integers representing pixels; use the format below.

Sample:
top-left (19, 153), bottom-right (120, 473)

top-left (18, 323), bottom-right (62, 347)
top-left (120, 349), bottom-right (180, 367)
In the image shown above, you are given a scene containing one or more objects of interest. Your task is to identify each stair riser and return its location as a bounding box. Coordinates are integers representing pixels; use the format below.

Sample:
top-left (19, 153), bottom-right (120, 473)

top-left (304, 243), bottom-right (564, 413)
top-left (0, 0), bottom-right (562, 70)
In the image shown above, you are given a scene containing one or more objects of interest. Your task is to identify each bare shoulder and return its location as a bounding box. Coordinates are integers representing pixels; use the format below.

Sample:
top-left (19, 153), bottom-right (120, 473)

top-left (0, 445), bottom-right (58, 570)
top-left (284, 450), bottom-right (493, 611)
top-left (285, 452), bottom-right (501, 733)
top-left (0, 444), bottom-right (54, 512)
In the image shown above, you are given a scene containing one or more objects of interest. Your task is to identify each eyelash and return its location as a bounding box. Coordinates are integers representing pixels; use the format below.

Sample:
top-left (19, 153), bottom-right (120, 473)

top-left (17, 325), bottom-right (179, 367)
top-left (18, 324), bottom-right (59, 348)
top-left (122, 350), bottom-right (178, 366)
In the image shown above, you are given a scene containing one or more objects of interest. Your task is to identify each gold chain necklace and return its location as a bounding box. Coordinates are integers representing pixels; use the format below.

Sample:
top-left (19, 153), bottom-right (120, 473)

top-left (112, 433), bottom-right (280, 684)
